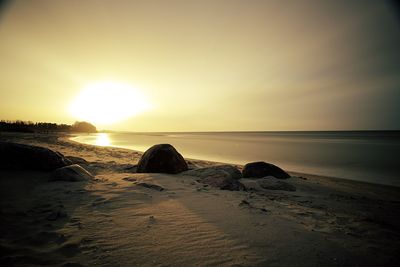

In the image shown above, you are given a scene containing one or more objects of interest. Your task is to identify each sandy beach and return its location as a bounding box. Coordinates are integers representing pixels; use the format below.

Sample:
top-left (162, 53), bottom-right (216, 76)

top-left (1, 132), bottom-right (399, 266)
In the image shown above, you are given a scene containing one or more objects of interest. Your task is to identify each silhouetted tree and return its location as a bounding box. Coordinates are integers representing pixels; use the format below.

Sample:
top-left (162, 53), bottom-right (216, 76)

top-left (70, 121), bottom-right (97, 133)
top-left (0, 120), bottom-right (96, 133)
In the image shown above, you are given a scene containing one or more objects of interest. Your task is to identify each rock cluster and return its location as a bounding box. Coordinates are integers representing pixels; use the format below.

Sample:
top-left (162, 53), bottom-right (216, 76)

top-left (135, 144), bottom-right (295, 191)
top-left (0, 142), bottom-right (93, 182)
top-left (1, 141), bottom-right (295, 190)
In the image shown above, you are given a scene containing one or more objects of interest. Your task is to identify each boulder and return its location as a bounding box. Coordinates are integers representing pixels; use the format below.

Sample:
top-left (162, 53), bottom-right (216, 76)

top-left (242, 161), bottom-right (290, 179)
top-left (183, 165), bottom-right (244, 191)
top-left (183, 165), bottom-right (242, 180)
top-left (201, 171), bottom-right (244, 191)
top-left (257, 177), bottom-right (296, 191)
top-left (240, 179), bottom-right (263, 191)
top-left (51, 164), bottom-right (93, 182)
top-left (136, 144), bottom-right (188, 174)
top-left (0, 142), bottom-right (70, 171)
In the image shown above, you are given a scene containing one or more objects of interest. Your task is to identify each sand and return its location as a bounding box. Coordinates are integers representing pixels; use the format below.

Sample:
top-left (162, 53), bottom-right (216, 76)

top-left (1, 132), bottom-right (399, 266)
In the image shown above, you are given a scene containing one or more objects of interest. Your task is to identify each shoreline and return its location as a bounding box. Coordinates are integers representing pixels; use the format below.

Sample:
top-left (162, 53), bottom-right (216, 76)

top-left (2, 130), bottom-right (399, 190)
top-left (69, 132), bottom-right (400, 189)
top-left (1, 132), bottom-right (400, 266)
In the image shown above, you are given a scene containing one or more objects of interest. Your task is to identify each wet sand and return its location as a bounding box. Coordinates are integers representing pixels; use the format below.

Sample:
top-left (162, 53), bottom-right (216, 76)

top-left (1, 132), bottom-right (399, 266)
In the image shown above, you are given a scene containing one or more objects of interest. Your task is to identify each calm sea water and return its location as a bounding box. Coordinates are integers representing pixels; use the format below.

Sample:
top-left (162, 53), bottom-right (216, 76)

top-left (72, 131), bottom-right (400, 187)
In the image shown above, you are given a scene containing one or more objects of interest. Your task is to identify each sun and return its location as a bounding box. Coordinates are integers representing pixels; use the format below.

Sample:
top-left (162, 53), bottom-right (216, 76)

top-left (69, 81), bottom-right (151, 125)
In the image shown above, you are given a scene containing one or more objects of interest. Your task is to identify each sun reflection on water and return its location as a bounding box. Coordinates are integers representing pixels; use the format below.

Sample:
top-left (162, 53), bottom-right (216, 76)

top-left (95, 133), bottom-right (111, 146)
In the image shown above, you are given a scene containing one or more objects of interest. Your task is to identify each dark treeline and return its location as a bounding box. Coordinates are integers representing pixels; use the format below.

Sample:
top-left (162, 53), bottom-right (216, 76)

top-left (0, 120), bottom-right (97, 133)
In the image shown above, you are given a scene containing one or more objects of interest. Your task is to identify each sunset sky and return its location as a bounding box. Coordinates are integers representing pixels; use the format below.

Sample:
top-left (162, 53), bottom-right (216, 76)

top-left (1, 0), bottom-right (399, 131)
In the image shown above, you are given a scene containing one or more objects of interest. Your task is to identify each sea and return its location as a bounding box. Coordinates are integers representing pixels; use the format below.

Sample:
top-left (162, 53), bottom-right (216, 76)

top-left (71, 131), bottom-right (400, 187)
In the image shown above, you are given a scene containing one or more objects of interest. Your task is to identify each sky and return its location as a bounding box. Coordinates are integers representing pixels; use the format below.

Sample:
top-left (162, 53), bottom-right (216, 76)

top-left (0, 0), bottom-right (400, 131)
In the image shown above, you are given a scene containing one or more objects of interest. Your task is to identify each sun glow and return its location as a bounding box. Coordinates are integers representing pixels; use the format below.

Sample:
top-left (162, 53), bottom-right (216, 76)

top-left (69, 81), bottom-right (151, 124)
top-left (95, 133), bottom-right (111, 146)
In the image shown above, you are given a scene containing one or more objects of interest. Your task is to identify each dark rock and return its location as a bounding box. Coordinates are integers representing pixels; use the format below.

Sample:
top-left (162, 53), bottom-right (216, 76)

top-left (242, 161), bottom-right (290, 179)
top-left (51, 164), bottom-right (93, 182)
top-left (136, 144), bottom-right (188, 174)
top-left (257, 177), bottom-right (296, 191)
top-left (137, 182), bottom-right (164, 191)
top-left (0, 142), bottom-right (70, 171)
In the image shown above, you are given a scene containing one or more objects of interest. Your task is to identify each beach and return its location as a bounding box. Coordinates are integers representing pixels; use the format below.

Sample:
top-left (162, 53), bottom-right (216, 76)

top-left (1, 132), bottom-right (399, 266)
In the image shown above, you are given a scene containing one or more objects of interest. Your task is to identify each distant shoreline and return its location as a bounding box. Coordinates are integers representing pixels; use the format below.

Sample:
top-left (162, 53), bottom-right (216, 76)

top-left (74, 131), bottom-right (400, 186)
top-left (0, 131), bottom-right (397, 191)
top-left (1, 131), bottom-right (399, 188)
top-left (101, 129), bottom-right (400, 134)
top-left (74, 131), bottom-right (400, 190)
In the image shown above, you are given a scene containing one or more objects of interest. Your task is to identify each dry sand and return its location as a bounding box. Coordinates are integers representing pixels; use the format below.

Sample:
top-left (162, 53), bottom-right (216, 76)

top-left (1, 132), bottom-right (399, 266)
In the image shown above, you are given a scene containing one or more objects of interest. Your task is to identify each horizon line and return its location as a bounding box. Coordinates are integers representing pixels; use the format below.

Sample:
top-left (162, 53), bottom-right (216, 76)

top-left (102, 129), bottom-right (400, 134)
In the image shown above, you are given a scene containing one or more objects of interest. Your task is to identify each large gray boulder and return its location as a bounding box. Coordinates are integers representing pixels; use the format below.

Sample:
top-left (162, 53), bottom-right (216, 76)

top-left (258, 177), bottom-right (296, 191)
top-left (136, 144), bottom-right (188, 174)
top-left (51, 164), bottom-right (93, 182)
top-left (241, 177), bottom-right (296, 192)
top-left (183, 165), bottom-right (244, 191)
top-left (183, 165), bottom-right (242, 180)
top-left (0, 142), bottom-right (70, 171)
top-left (242, 161), bottom-right (290, 179)
top-left (201, 171), bottom-right (244, 191)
